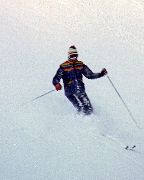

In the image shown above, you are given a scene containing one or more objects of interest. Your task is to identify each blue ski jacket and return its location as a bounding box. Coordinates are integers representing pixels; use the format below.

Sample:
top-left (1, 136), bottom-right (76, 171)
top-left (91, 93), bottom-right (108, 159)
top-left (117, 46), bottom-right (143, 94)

top-left (53, 60), bottom-right (102, 96)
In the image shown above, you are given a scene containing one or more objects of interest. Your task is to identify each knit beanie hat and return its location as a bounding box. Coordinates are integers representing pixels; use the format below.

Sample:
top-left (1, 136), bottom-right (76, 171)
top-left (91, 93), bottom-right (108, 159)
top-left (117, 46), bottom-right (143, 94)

top-left (68, 45), bottom-right (78, 57)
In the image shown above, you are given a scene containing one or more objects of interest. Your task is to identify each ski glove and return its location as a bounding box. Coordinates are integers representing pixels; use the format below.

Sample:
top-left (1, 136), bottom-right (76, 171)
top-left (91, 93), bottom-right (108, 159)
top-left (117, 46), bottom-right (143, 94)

top-left (100, 68), bottom-right (108, 76)
top-left (55, 83), bottom-right (62, 91)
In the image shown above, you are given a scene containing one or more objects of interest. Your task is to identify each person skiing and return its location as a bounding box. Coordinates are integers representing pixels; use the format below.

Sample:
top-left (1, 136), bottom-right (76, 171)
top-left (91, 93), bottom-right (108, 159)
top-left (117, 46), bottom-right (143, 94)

top-left (52, 45), bottom-right (107, 115)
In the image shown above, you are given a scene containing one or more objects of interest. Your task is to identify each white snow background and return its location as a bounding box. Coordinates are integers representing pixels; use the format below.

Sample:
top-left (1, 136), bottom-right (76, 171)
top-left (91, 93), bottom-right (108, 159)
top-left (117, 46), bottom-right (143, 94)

top-left (0, 0), bottom-right (144, 179)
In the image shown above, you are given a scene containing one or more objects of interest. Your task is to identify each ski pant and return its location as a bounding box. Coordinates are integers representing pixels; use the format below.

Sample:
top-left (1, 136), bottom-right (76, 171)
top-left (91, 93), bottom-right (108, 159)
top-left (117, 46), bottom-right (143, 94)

top-left (66, 92), bottom-right (93, 114)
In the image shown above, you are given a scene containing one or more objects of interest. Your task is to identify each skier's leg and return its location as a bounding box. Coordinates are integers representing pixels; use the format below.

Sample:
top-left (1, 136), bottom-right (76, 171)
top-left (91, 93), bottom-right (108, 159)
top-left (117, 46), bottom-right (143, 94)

top-left (77, 92), bottom-right (93, 115)
top-left (66, 94), bottom-right (82, 112)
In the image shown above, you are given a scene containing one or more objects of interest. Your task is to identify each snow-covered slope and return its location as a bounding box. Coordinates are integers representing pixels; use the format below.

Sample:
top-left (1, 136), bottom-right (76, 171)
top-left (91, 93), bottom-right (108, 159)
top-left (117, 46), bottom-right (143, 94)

top-left (0, 0), bottom-right (144, 179)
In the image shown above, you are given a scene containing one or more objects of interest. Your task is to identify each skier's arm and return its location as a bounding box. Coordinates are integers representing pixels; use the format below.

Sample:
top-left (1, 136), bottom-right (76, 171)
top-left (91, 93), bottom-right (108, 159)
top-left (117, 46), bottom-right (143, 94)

top-left (52, 67), bottom-right (63, 90)
top-left (82, 65), bottom-right (107, 79)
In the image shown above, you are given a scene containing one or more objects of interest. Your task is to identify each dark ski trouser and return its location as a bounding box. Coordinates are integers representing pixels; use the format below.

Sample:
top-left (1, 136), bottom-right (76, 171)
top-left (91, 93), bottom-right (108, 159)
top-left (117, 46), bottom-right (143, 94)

top-left (66, 92), bottom-right (93, 115)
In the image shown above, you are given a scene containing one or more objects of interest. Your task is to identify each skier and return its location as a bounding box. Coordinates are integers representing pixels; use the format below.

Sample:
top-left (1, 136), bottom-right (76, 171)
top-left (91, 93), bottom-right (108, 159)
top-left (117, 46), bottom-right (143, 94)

top-left (52, 45), bottom-right (107, 115)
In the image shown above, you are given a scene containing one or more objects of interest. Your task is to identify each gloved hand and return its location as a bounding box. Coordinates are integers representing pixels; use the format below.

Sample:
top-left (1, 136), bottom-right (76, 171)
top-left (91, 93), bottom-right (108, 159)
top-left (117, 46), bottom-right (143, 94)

top-left (55, 83), bottom-right (62, 91)
top-left (100, 68), bottom-right (108, 76)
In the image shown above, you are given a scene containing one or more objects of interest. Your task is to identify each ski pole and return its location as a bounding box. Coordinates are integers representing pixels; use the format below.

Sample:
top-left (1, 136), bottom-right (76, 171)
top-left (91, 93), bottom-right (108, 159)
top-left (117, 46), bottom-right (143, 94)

top-left (21, 89), bottom-right (55, 106)
top-left (32, 89), bottom-right (55, 101)
top-left (106, 75), bottom-right (140, 129)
